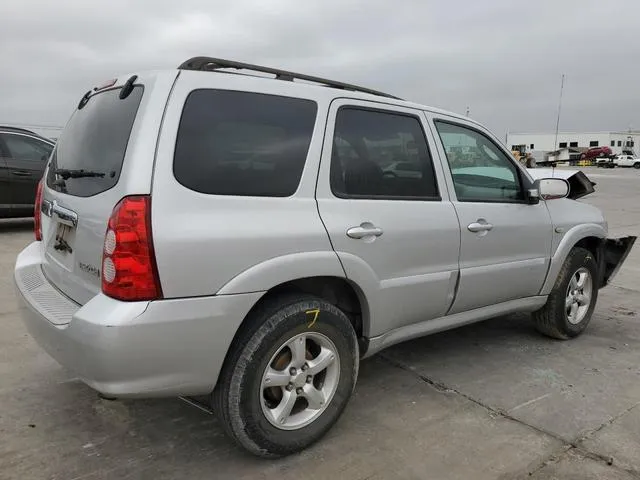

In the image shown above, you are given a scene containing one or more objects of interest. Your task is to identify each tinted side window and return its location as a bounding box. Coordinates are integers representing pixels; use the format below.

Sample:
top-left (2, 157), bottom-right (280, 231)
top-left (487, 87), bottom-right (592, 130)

top-left (331, 108), bottom-right (439, 199)
top-left (174, 90), bottom-right (317, 197)
top-left (435, 121), bottom-right (524, 203)
top-left (3, 134), bottom-right (52, 162)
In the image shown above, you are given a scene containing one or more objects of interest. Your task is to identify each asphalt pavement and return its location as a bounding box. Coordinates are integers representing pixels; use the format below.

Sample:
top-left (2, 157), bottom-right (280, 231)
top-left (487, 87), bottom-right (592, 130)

top-left (1, 166), bottom-right (639, 479)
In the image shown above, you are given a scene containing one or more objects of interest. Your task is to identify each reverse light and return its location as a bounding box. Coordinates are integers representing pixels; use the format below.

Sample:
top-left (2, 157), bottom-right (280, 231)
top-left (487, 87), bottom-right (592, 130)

top-left (101, 196), bottom-right (162, 301)
top-left (34, 179), bottom-right (44, 241)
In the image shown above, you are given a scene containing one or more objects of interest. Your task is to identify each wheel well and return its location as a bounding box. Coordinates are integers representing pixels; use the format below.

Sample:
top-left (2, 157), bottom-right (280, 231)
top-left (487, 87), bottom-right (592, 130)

top-left (267, 277), bottom-right (366, 336)
top-left (574, 236), bottom-right (602, 262)
top-left (232, 277), bottom-right (369, 357)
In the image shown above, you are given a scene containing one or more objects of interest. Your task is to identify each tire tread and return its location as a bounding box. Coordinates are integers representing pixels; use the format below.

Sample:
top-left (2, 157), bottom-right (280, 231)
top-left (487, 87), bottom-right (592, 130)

top-left (533, 247), bottom-right (597, 339)
top-left (213, 293), bottom-right (358, 457)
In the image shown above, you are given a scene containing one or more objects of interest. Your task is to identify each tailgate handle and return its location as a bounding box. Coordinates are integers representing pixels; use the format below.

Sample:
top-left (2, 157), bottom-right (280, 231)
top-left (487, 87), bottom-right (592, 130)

top-left (52, 202), bottom-right (78, 228)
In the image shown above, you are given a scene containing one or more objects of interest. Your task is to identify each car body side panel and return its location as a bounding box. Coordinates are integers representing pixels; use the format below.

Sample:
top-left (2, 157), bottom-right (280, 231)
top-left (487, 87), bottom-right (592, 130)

top-left (216, 251), bottom-right (346, 295)
top-left (538, 198), bottom-right (607, 295)
top-left (424, 113), bottom-right (552, 313)
top-left (0, 132), bottom-right (53, 210)
top-left (365, 295), bottom-right (548, 357)
top-left (151, 72), bottom-right (337, 298)
top-left (539, 223), bottom-right (607, 295)
top-left (315, 99), bottom-right (461, 338)
top-left (0, 147), bottom-right (11, 215)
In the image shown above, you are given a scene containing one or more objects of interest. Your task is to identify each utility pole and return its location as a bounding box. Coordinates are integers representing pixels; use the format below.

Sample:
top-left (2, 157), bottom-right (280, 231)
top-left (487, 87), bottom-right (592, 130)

top-left (465, 106), bottom-right (470, 117)
top-left (553, 74), bottom-right (565, 150)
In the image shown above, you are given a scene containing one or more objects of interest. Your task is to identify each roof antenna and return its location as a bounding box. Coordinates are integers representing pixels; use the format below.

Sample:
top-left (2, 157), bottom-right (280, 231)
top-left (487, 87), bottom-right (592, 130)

top-left (552, 74), bottom-right (566, 177)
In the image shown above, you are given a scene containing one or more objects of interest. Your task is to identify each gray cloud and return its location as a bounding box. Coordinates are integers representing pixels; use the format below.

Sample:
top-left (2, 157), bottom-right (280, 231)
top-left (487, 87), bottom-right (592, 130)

top-left (1, 0), bottom-right (639, 137)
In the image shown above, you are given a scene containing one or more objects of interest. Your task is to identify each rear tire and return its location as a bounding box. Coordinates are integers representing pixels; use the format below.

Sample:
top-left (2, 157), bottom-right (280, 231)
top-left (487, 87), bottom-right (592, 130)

top-left (634, 162), bottom-right (640, 169)
top-left (213, 294), bottom-right (359, 457)
top-left (533, 247), bottom-right (598, 340)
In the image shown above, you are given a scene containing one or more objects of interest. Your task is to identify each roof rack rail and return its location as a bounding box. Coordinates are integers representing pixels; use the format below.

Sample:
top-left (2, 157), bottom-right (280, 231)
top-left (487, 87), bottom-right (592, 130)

top-left (178, 57), bottom-right (402, 100)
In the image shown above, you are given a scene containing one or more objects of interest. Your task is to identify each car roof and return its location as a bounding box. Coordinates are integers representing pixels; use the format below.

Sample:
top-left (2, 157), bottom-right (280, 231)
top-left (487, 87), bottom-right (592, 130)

top-left (173, 56), bottom-right (476, 126)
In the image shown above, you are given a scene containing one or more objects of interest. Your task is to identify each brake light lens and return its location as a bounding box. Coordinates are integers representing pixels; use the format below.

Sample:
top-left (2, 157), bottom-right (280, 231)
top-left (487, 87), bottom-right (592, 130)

top-left (101, 196), bottom-right (162, 301)
top-left (34, 179), bottom-right (44, 241)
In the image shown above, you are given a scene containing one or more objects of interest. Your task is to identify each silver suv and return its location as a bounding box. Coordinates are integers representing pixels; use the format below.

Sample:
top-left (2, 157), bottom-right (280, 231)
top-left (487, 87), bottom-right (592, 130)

top-left (14, 57), bottom-right (636, 457)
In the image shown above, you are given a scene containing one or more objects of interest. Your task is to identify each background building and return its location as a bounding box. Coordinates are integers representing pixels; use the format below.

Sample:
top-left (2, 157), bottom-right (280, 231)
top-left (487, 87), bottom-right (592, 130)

top-left (507, 131), bottom-right (639, 160)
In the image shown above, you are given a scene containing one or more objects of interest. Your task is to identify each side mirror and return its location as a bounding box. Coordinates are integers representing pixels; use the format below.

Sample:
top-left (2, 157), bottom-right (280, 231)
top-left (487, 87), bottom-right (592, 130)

top-left (536, 178), bottom-right (569, 201)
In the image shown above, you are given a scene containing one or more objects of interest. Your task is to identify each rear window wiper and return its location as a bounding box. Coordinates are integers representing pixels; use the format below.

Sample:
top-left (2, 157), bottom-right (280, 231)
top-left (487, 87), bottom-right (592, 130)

top-left (53, 168), bottom-right (105, 179)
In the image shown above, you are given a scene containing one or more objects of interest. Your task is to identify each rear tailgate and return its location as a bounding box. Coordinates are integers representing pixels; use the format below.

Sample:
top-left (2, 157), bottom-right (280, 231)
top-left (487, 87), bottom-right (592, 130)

top-left (39, 71), bottom-right (178, 306)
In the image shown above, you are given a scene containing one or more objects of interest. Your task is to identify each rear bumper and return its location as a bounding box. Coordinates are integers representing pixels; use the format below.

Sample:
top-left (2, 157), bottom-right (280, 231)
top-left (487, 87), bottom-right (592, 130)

top-left (14, 241), bottom-right (263, 398)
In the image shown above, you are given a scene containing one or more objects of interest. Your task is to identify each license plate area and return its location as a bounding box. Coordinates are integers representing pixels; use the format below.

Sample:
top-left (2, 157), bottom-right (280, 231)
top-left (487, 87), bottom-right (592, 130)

top-left (46, 222), bottom-right (77, 271)
top-left (43, 201), bottom-right (79, 272)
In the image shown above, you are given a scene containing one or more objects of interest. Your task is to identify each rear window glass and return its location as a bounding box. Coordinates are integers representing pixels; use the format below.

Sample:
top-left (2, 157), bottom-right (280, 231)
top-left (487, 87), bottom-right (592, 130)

top-left (47, 86), bottom-right (143, 197)
top-left (173, 90), bottom-right (317, 197)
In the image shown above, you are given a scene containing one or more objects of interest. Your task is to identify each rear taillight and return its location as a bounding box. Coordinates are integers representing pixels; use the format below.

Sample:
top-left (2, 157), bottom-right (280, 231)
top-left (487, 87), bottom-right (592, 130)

top-left (34, 179), bottom-right (44, 241)
top-left (101, 195), bottom-right (162, 301)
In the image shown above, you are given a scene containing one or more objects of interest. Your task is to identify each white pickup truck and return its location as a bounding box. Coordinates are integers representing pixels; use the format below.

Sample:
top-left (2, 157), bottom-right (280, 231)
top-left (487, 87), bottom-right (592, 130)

top-left (613, 154), bottom-right (640, 169)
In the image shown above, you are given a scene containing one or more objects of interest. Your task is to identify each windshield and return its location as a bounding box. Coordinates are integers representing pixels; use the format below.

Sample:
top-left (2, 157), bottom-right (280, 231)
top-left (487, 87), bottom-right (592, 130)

top-left (47, 86), bottom-right (143, 197)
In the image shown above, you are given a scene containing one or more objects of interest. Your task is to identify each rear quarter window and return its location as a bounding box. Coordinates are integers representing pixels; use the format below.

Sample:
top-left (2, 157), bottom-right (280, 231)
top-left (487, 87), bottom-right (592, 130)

top-left (173, 90), bottom-right (317, 197)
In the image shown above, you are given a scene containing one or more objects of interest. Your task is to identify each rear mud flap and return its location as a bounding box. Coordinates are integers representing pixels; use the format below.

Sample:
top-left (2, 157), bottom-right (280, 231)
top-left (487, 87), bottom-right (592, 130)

top-left (600, 236), bottom-right (637, 287)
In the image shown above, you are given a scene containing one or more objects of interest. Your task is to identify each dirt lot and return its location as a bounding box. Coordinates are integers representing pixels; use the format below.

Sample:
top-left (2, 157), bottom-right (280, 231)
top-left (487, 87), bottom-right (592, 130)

top-left (1, 167), bottom-right (639, 479)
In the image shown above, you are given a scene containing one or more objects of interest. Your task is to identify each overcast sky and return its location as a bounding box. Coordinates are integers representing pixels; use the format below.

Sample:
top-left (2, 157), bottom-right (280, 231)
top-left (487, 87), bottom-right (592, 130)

top-left (1, 0), bottom-right (638, 138)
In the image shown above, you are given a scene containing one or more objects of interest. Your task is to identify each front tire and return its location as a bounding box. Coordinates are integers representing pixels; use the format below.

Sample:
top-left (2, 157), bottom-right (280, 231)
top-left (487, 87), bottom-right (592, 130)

top-left (634, 162), bottom-right (640, 169)
top-left (213, 294), bottom-right (359, 457)
top-left (533, 247), bottom-right (598, 339)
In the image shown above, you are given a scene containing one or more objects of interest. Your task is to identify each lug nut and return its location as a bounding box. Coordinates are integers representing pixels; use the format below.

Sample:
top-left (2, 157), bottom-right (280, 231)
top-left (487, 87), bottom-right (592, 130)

top-left (289, 367), bottom-right (297, 375)
top-left (296, 387), bottom-right (303, 395)
top-left (302, 364), bottom-right (308, 371)
top-left (306, 376), bottom-right (312, 383)
top-left (286, 383), bottom-right (294, 391)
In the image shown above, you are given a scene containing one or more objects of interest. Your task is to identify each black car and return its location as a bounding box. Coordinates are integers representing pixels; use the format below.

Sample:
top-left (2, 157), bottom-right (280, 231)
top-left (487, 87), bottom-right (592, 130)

top-left (0, 126), bottom-right (55, 218)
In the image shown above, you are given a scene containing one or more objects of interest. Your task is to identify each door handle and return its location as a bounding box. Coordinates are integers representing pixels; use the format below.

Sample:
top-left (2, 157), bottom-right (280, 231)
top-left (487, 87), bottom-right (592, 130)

top-left (467, 220), bottom-right (493, 232)
top-left (347, 223), bottom-right (384, 239)
top-left (12, 171), bottom-right (32, 177)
